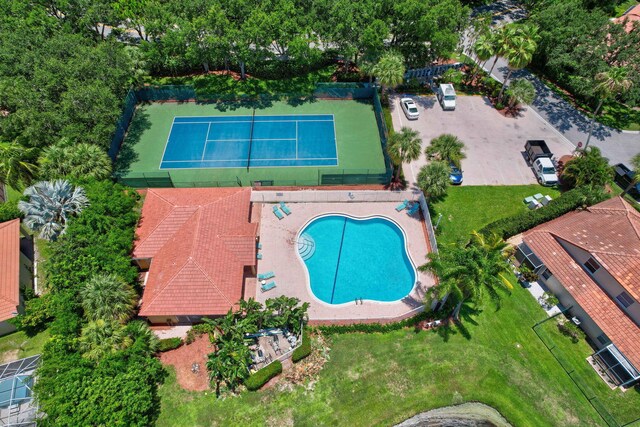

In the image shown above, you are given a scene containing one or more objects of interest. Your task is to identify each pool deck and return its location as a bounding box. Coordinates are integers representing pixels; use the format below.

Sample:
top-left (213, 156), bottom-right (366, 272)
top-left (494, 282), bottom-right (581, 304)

top-left (253, 202), bottom-right (435, 323)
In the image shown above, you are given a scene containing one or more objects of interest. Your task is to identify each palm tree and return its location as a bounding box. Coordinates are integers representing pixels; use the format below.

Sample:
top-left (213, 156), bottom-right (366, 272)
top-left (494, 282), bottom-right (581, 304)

top-left (387, 127), bottom-right (422, 181)
top-left (420, 231), bottom-right (513, 319)
top-left (80, 274), bottom-right (137, 324)
top-left (506, 78), bottom-right (536, 109)
top-left (126, 320), bottom-right (160, 356)
top-left (497, 26), bottom-right (538, 102)
top-left (79, 319), bottom-right (133, 361)
top-left (424, 134), bottom-right (466, 166)
top-left (0, 142), bottom-right (38, 189)
top-left (621, 153), bottom-right (640, 197)
top-left (39, 141), bottom-right (112, 180)
top-left (372, 51), bottom-right (405, 94)
top-left (469, 34), bottom-right (494, 84)
top-left (562, 146), bottom-right (612, 189)
top-left (487, 25), bottom-right (516, 77)
top-left (417, 161), bottom-right (450, 199)
top-left (207, 339), bottom-right (251, 396)
top-left (585, 67), bottom-right (634, 149)
top-left (18, 180), bottom-right (89, 241)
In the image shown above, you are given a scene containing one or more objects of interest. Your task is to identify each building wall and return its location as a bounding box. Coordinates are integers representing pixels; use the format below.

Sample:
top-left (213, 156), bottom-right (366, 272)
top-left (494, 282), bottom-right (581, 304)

top-left (558, 240), bottom-right (640, 325)
top-left (540, 274), bottom-right (608, 348)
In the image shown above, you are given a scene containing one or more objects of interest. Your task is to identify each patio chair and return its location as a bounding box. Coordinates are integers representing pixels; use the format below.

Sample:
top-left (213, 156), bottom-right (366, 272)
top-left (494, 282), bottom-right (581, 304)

top-left (534, 193), bottom-right (544, 200)
top-left (406, 203), bottom-right (420, 216)
top-left (395, 199), bottom-right (409, 211)
top-left (257, 253), bottom-right (263, 260)
top-left (527, 200), bottom-right (542, 210)
top-left (261, 281), bottom-right (276, 292)
top-left (279, 201), bottom-right (292, 215)
top-left (540, 195), bottom-right (553, 206)
top-left (257, 242), bottom-right (262, 249)
top-left (523, 196), bottom-right (535, 204)
top-left (258, 271), bottom-right (275, 280)
top-left (272, 205), bottom-right (284, 220)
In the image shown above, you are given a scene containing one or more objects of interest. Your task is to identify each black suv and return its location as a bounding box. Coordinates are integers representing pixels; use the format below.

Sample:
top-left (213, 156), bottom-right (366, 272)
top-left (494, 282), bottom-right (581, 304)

top-left (613, 163), bottom-right (639, 199)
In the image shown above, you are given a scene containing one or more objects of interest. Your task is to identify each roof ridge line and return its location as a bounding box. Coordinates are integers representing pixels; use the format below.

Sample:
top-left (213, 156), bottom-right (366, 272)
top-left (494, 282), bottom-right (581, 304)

top-left (135, 190), bottom-right (179, 249)
top-left (141, 258), bottom-right (191, 313)
top-left (193, 258), bottom-right (235, 307)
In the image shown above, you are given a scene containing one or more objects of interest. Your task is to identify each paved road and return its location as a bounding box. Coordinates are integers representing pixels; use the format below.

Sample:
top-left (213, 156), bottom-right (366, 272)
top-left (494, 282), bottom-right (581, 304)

top-left (466, 0), bottom-right (640, 165)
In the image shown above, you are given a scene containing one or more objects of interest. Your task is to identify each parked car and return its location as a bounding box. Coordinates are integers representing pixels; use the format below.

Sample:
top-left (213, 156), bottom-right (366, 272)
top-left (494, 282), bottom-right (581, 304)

top-left (400, 97), bottom-right (419, 120)
top-left (437, 83), bottom-right (456, 110)
top-left (524, 140), bottom-right (558, 186)
top-left (449, 161), bottom-right (463, 185)
top-left (614, 163), bottom-right (639, 198)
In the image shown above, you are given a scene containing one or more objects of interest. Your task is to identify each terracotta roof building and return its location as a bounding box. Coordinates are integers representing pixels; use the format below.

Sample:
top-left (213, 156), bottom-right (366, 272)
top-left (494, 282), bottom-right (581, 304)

top-left (133, 188), bottom-right (258, 324)
top-left (0, 219), bottom-right (33, 336)
top-left (519, 197), bottom-right (640, 387)
top-left (614, 4), bottom-right (640, 33)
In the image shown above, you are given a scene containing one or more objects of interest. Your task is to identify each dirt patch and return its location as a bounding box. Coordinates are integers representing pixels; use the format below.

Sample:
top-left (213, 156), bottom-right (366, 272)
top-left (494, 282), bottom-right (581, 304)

top-left (160, 334), bottom-right (215, 391)
top-left (0, 350), bottom-right (19, 365)
top-left (395, 402), bottom-right (512, 427)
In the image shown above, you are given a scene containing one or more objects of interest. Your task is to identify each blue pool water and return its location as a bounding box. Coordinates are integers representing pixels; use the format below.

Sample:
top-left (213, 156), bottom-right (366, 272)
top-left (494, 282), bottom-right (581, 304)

top-left (299, 215), bottom-right (416, 304)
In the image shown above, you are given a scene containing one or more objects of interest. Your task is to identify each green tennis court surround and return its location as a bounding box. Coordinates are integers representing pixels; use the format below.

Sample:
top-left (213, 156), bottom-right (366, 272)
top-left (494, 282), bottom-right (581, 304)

top-left (113, 85), bottom-right (390, 188)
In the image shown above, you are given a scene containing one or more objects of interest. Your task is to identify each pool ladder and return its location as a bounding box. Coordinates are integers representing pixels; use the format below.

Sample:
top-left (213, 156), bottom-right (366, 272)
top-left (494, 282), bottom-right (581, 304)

top-left (297, 233), bottom-right (316, 260)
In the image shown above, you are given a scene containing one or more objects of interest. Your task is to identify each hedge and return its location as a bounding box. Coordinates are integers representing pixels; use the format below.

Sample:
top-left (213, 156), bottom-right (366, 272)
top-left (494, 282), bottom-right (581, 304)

top-left (245, 360), bottom-right (282, 391)
top-left (292, 332), bottom-right (311, 362)
top-left (0, 201), bottom-right (21, 222)
top-left (314, 310), bottom-right (432, 335)
top-left (479, 186), bottom-right (609, 239)
top-left (158, 337), bottom-right (183, 352)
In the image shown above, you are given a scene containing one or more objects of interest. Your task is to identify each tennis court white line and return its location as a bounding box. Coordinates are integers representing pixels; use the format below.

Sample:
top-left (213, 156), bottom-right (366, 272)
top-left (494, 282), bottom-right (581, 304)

top-left (161, 156), bottom-right (339, 163)
top-left (204, 138), bottom-right (298, 142)
top-left (172, 113), bottom-right (335, 118)
top-left (158, 119), bottom-right (177, 170)
top-left (295, 121), bottom-right (299, 159)
top-left (201, 122), bottom-right (212, 161)
top-left (172, 120), bottom-right (333, 124)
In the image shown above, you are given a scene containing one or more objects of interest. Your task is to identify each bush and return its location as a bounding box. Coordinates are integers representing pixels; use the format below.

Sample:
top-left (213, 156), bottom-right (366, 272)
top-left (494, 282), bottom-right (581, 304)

top-left (292, 332), bottom-right (311, 362)
top-left (158, 337), bottom-right (183, 352)
top-left (558, 320), bottom-right (585, 344)
top-left (245, 360), bottom-right (282, 391)
top-left (0, 201), bottom-right (21, 222)
top-left (315, 310), bottom-right (433, 335)
top-left (479, 187), bottom-right (609, 239)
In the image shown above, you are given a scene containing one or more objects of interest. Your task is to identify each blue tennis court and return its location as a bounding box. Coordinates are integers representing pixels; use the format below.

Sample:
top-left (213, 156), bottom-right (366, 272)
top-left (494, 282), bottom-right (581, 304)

top-left (160, 114), bottom-right (338, 169)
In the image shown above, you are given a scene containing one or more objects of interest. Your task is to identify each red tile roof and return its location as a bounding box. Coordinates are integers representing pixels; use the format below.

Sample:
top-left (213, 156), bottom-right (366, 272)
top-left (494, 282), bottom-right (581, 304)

top-left (523, 197), bottom-right (640, 368)
top-left (133, 188), bottom-right (257, 317)
top-left (614, 4), bottom-right (640, 32)
top-left (0, 220), bottom-right (20, 322)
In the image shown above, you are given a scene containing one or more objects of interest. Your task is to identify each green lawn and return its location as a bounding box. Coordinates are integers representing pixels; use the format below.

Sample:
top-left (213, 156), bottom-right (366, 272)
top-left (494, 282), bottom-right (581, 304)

top-left (535, 319), bottom-right (640, 426)
top-left (429, 185), bottom-right (562, 246)
top-left (0, 330), bottom-right (50, 362)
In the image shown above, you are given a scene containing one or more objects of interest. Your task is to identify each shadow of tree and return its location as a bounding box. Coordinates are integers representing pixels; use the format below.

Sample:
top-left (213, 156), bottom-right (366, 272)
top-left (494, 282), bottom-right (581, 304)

top-left (113, 109), bottom-right (151, 177)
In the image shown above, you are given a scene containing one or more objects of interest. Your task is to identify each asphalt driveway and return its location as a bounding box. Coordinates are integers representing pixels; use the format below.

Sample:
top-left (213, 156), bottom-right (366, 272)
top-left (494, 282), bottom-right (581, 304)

top-left (391, 95), bottom-right (575, 187)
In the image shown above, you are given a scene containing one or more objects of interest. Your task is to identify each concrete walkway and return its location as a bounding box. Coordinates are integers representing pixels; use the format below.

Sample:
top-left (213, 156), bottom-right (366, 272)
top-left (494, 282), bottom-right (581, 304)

top-left (467, 0), bottom-right (640, 165)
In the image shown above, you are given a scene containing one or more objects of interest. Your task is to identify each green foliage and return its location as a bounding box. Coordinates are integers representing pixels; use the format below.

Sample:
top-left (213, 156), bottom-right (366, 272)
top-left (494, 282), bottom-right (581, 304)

top-left (561, 147), bottom-right (612, 189)
top-left (425, 134), bottom-right (466, 165)
top-left (0, 142), bottom-right (38, 190)
top-left (479, 186), bottom-right (610, 239)
top-left (159, 337), bottom-right (183, 352)
top-left (0, 201), bottom-right (21, 222)
top-left (316, 310), bottom-right (433, 335)
top-left (557, 320), bottom-right (585, 343)
top-left (245, 361), bottom-right (283, 391)
top-left (387, 127), bottom-right (422, 181)
top-left (507, 78), bottom-right (536, 107)
top-left (518, 264), bottom-right (538, 282)
top-left (80, 274), bottom-right (137, 323)
top-left (39, 141), bottom-right (113, 181)
top-left (372, 51), bottom-right (406, 90)
top-left (417, 161), bottom-right (450, 199)
top-left (441, 69), bottom-right (464, 86)
top-left (291, 332), bottom-right (312, 363)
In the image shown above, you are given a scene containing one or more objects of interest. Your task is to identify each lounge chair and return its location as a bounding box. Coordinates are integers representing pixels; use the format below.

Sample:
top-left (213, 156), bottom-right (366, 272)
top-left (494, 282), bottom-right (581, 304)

top-left (279, 201), bottom-right (291, 215)
top-left (533, 193), bottom-right (544, 200)
top-left (540, 195), bottom-right (553, 206)
top-left (257, 242), bottom-right (262, 250)
top-left (395, 199), bottom-right (409, 211)
top-left (272, 205), bottom-right (284, 220)
top-left (523, 196), bottom-right (535, 204)
top-left (406, 203), bottom-right (420, 216)
top-left (258, 271), bottom-right (275, 280)
top-left (257, 253), bottom-right (262, 260)
top-left (261, 281), bottom-right (276, 292)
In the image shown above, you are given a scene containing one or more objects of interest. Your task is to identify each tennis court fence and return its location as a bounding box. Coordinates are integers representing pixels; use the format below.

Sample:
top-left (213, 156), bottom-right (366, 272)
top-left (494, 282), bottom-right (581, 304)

top-left (110, 83), bottom-right (393, 186)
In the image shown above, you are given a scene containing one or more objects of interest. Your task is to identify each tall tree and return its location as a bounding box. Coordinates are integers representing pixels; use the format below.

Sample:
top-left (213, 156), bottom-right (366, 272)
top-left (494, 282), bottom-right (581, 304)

top-left (562, 146), bottom-right (612, 189)
top-left (507, 78), bottom-right (536, 109)
top-left (18, 180), bottom-right (89, 241)
top-left (387, 127), bottom-right (422, 181)
top-left (497, 25), bottom-right (538, 101)
top-left (39, 141), bottom-right (112, 181)
top-left (80, 274), bottom-right (137, 324)
top-left (0, 142), bottom-right (38, 189)
top-left (79, 319), bottom-right (133, 361)
top-left (417, 161), bottom-right (450, 199)
top-left (424, 134), bottom-right (466, 166)
top-left (585, 67), bottom-right (634, 148)
top-left (372, 51), bottom-right (405, 94)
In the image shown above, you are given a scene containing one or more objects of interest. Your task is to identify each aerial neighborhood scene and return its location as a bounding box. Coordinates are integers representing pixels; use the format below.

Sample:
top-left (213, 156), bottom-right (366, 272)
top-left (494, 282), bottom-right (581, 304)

top-left (1, 0), bottom-right (640, 425)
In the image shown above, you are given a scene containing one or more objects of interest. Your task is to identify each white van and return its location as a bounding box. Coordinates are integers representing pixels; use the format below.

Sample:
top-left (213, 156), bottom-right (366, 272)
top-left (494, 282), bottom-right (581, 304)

top-left (438, 83), bottom-right (456, 110)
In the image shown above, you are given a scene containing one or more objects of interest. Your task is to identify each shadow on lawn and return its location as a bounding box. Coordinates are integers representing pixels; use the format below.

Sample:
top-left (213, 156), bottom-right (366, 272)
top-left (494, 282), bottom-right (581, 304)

top-left (113, 110), bottom-right (151, 177)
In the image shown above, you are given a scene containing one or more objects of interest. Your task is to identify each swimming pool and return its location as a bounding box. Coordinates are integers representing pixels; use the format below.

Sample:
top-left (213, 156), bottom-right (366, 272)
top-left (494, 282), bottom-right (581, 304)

top-left (297, 214), bottom-right (416, 304)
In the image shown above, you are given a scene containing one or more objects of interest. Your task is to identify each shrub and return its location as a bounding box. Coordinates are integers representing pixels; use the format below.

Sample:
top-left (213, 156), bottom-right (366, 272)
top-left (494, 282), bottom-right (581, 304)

top-left (557, 320), bottom-right (585, 344)
top-left (185, 323), bottom-right (215, 344)
top-left (315, 310), bottom-right (433, 335)
top-left (158, 337), bottom-right (183, 352)
top-left (292, 332), bottom-right (311, 362)
top-left (479, 187), bottom-right (609, 239)
top-left (0, 201), bottom-right (21, 222)
top-left (519, 264), bottom-right (538, 282)
top-left (245, 360), bottom-right (282, 391)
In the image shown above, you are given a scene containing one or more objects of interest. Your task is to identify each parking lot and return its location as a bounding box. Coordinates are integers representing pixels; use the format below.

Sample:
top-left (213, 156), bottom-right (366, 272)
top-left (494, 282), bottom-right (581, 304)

top-left (391, 95), bottom-right (575, 186)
